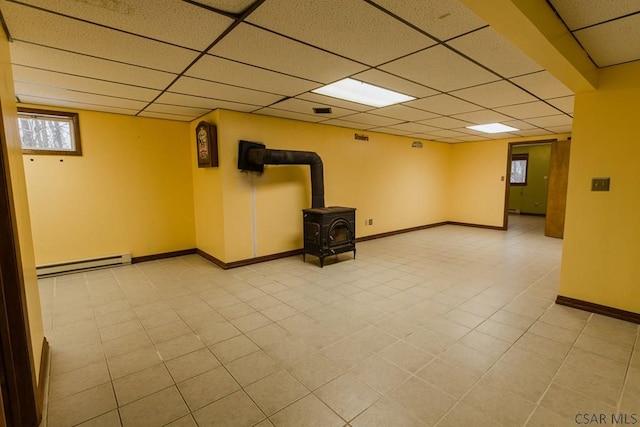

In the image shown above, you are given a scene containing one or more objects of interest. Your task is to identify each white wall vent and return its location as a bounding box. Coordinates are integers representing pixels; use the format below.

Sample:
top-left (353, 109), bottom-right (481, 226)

top-left (36, 253), bottom-right (132, 277)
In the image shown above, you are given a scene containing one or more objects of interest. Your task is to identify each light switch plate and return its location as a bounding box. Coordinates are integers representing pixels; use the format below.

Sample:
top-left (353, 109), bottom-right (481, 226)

top-left (591, 177), bottom-right (610, 192)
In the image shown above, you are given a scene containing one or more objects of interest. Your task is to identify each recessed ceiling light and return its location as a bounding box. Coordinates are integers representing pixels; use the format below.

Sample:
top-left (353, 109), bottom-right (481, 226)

top-left (466, 123), bottom-right (519, 133)
top-left (312, 78), bottom-right (415, 108)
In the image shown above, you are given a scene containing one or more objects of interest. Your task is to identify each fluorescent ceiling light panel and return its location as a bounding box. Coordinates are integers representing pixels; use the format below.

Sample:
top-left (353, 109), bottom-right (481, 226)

top-left (466, 123), bottom-right (519, 133)
top-left (312, 78), bottom-right (415, 107)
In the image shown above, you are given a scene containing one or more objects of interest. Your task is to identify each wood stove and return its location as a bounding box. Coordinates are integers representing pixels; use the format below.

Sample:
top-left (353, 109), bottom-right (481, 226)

top-left (303, 206), bottom-right (356, 267)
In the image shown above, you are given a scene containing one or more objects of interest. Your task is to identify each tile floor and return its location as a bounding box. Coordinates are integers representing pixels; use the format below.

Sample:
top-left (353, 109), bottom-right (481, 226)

top-left (39, 215), bottom-right (640, 426)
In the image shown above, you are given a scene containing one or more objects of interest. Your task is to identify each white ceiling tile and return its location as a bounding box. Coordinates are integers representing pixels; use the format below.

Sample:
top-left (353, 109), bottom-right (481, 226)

top-left (145, 104), bottom-right (211, 118)
top-left (450, 81), bottom-right (537, 108)
top-left (418, 116), bottom-right (472, 129)
top-left (502, 120), bottom-right (538, 130)
top-left (2, 2), bottom-right (198, 73)
top-left (380, 45), bottom-right (500, 92)
top-left (352, 69), bottom-right (439, 99)
top-left (209, 23), bottom-right (367, 83)
top-left (370, 105), bottom-right (440, 122)
top-left (339, 113), bottom-right (403, 127)
top-left (9, 42), bottom-right (176, 90)
top-left (510, 128), bottom-right (553, 137)
top-left (137, 111), bottom-right (198, 122)
top-left (296, 93), bottom-right (372, 112)
top-left (13, 66), bottom-right (160, 102)
top-left (548, 0), bottom-right (640, 30)
top-left (158, 92), bottom-right (258, 112)
top-left (544, 125), bottom-right (573, 134)
top-left (510, 71), bottom-right (573, 99)
top-left (447, 27), bottom-right (543, 77)
top-left (269, 98), bottom-right (357, 118)
top-left (369, 127), bottom-right (413, 136)
top-left (18, 95), bottom-right (139, 116)
top-left (494, 101), bottom-right (563, 120)
top-left (170, 76), bottom-right (282, 106)
top-left (386, 122), bottom-right (441, 133)
top-left (187, 55), bottom-right (319, 97)
top-left (18, 0), bottom-right (233, 50)
top-left (451, 109), bottom-right (511, 124)
top-left (190, 0), bottom-right (256, 14)
top-left (431, 137), bottom-right (461, 143)
top-left (247, 0), bottom-right (436, 66)
top-left (546, 96), bottom-right (574, 114)
top-left (525, 115), bottom-right (573, 128)
top-left (574, 14), bottom-right (640, 67)
top-left (320, 118), bottom-right (376, 130)
top-left (255, 108), bottom-right (325, 123)
top-left (15, 82), bottom-right (148, 110)
top-left (455, 135), bottom-right (490, 142)
top-left (371, 0), bottom-right (487, 40)
top-left (429, 129), bottom-right (469, 138)
top-left (405, 94), bottom-right (481, 116)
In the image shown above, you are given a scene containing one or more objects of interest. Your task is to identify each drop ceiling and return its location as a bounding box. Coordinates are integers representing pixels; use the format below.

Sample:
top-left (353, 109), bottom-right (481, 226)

top-left (1, 0), bottom-right (636, 143)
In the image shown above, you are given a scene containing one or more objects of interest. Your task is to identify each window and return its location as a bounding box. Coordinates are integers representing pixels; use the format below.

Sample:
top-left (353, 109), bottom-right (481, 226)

top-left (18, 108), bottom-right (82, 156)
top-left (510, 153), bottom-right (528, 185)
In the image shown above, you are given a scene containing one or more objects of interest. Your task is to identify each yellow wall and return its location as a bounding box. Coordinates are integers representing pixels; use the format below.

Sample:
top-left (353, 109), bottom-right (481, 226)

top-left (508, 144), bottom-right (551, 215)
top-left (206, 110), bottom-right (451, 263)
top-left (559, 62), bottom-right (640, 313)
top-left (22, 107), bottom-right (196, 264)
top-left (0, 35), bottom-right (44, 380)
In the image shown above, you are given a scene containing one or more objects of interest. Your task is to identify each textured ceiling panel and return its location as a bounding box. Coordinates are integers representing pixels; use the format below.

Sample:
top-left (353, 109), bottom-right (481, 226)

top-left (418, 116), bottom-right (472, 130)
top-left (368, 127), bottom-right (413, 136)
top-left (268, 98), bottom-right (357, 119)
top-left (170, 76), bottom-right (282, 106)
top-left (406, 94), bottom-right (481, 116)
top-left (156, 92), bottom-right (258, 112)
top-left (494, 101), bottom-right (562, 120)
top-left (15, 82), bottom-right (149, 110)
top-left (511, 128), bottom-right (552, 137)
top-left (352, 69), bottom-right (438, 99)
top-left (573, 14), bottom-right (640, 67)
top-left (2, 2), bottom-right (198, 73)
top-left (190, 0), bottom-right (256, 14)
top-left (296, 93), bottom-right (372, 112)
top-left (384, 122), bottom-right (440, 133)
top-left (17, 0), bottom-right (234, 50)
top-left (503, 120), bottom-right (538, 130)
top-left (548, 0), bottom-right (640, 30)
top-left (546, 96), bottom-right (574, 115)
top-left (247, 0), bottom-right (435, 66)
top-left (452, 109), bottom-right (511, 124)
top-left (370, 0), bottom-right (487, 41)
top-left (450, 80), bottom-right (537, 108)
top-left (18, 95), bottom-right (139, 116)
top-left (429, 129), bottom-right (469, 138)
top-left (187, 55), bottom-right (319, 97)
top-left (144, 104), bottom-right (211, 118)
top-left (525, 115), bottom-right (573, 128)
top-left (319, 118), bottom-right (376, 130)
top-left (9, 42), bottom-right (177, 90)
top-left (210, 23), bottom-right (367, 83)
top-left (339, 113), bottom-right (403, 127)
top-left (380, 45), bottom-right (500, 92)
top-left (510, 71), bottom-right (573, 100)
top-left (254, 108), bottom-right (325, 123)
top-left (13, 65), bottom-right (160, 102)
top-left (447, 27), bottom-right (543, 77)
top-left (137, 111), bottom-right (199, 122)
top-left (371, 105), bottom-right (439, 122)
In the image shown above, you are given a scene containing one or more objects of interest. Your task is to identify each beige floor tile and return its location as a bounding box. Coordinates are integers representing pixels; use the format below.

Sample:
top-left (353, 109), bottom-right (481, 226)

top-left (146, 320), bottom-right (192, 344)
top-left (192, 390), bottom-right (266, 427)
top-left (539, 383), bottom-right (615, 420)
top-left (563, 348), bottom-right (628, 381)
top-left (320, 339), bottom-right (374, 370)
top-left (416, 358), bottom-right (479, 398)
top-left (349, 355), bottom-right (410, 394)
top-left (49, 360), bottom-right (111, 402)
top-left (620, 367), bottom-right (640, 413)
top-left (489, 309), bottom-right (537, 330)
top-left (245, 323), bottom-right (292, 348)
top-left (103, 331), bottom-right (153, 359)
top-left (47, 382), bottom-right (117, 427)
top-left (574, 333), bottom-right (633, 363)
top-left (388, 376), bottom-right (457, 425)
top-left (165, 347), bottom-right (221, 383)
top-left (119, 386), bottom-right (189, 427)
top-left (314, 373), bottom-right (381, 422)
top-left (156, 333), bottom-right (205, 361)
top-left (377, 340), bottom-right (434, 373)
top-left (475, 319), bottom-right (524, 343)
top-left (217, 302), bottom-right (257, 320)
top-left (210, 335), bottom-right (260, 363)
top-left (459, 330), bottom-right (511, 359)
top-left (113, 363), bottom-right (174, 406)
top-left (99, 319), bottom-right (145, 342)
top-left (50, 342), bottom-right (107, 377)
top-left (107, 345), bottom-right (162, 380)
top-left (439, 342), bottom-right (497, 375)
top-left (350, 397), bottom-right (423, 427)
top-left (230, 312), bottom-right (273, 333)
top-left (139, 310), bottom-right (181, 330)
top-left (175, 301), bottom-right (213, 318)
top-left (286, 353), bottom-right (344, 390)
top-left (403, 327), bottom-right (457, 355)
top-left (245, 370), bottom-right (309, 416)
top-left (261, 303), bottom-right (299, 322)
top-left (197, 321), bottom-right (242, 346)
top-left (75, 410), bottom-right (121, 426)
top-left (444, 308), bottom-right (485, 329)
top-left (528, 320), bottom-right (581, 345)
top-left (263, 337), bottom-right (316, 366)
top-left (538, 304), bottom-right (591, 331)
top-left (270, 394), bottom-right (344, 427)
top-left (462, 382), bottom-right (535, 426)
top-left (165, 414), bottom-right (198, 426)
top-left (525, 407), bottom-right (572, 427)
top-left (553, 364), bottom-right (624, 407)
top-left (510, 332), bottom-right (571, 363)
top-left (349, 327), bottom-right (398, 352)
top-left (582, 314), bottom-right (639, 347)
top-left (178, 366), bottom-right (240, 411)
top-left (423, 317), bottom-right (471, 341)
top-left (437, 402), bottom-right (505, 427)
top-left (480, 360), bottom-right (553, 402)
top-left (225, 350), bottom-right (280, 386)
top-left (95, 309), bottom-right (138, 328)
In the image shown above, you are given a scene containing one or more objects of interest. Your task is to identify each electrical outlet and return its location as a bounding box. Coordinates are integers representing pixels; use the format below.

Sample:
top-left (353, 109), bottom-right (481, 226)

top-left (368, 219), bottom-right (373, 226)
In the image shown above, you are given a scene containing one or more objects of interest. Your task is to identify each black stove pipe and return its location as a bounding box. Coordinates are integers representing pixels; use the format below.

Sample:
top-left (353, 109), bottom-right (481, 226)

top-left (246, 148), bottom-right (325, 209)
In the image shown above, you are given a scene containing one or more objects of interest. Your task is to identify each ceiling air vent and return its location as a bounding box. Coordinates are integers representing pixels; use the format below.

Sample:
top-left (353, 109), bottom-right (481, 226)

top-left (313, 107), bottom-right (332, 114)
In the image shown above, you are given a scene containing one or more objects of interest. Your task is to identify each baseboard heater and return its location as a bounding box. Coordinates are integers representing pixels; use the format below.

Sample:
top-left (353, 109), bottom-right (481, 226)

top-left (36, 253), bottom-right (132, 277)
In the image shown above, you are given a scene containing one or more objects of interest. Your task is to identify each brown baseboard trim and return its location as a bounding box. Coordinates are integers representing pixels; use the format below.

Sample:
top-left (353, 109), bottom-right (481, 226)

top-left (36, 337), bottom-right (50, 422)
top-left (132, 248), bottom-right (197, 264)
top-left (556, 295), bottom-right (640, 324)
top-left (356, 222), bottom-right (448, 242)
top-left (446, 221), bottom-right (506, 231)
top-left (196, 248), bottom-right (303, 270)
